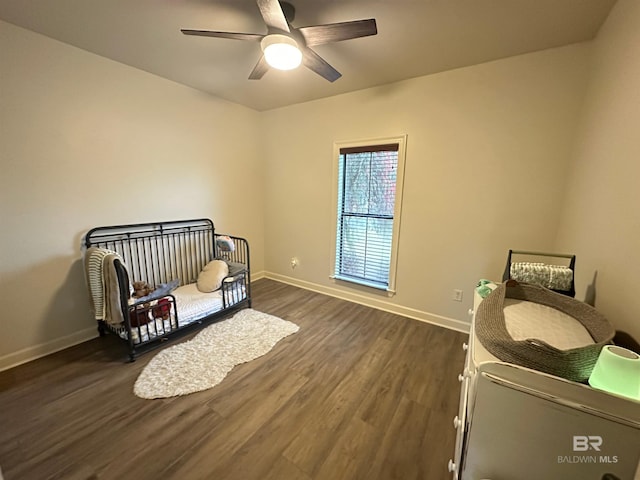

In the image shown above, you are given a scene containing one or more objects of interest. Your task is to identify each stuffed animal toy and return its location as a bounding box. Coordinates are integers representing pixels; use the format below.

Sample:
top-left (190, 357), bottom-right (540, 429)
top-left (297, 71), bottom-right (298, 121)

top-left (152, 298), bottom-right (172, 320)
top-left (216, 236), bottom-right (235, 253)
top-left (129, 281), bottom-right (156, 327)
top-left (132, 281), bottom-right (155, 298)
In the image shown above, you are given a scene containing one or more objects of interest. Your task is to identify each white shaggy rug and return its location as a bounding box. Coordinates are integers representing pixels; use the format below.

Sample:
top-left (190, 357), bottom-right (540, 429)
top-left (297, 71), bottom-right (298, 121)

top-left (133, 309), bottom-right (299, 399)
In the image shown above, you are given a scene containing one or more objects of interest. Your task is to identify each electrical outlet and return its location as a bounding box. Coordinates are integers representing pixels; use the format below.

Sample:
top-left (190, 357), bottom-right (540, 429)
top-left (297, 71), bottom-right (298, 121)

top-left (290, 257), bottom-right (298, 269)
top-left (452, 289), bottom-right (463, 302)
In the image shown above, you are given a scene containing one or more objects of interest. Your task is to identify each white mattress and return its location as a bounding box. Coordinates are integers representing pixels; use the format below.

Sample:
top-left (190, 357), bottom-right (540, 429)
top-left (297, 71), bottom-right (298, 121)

top-left (173, 283), bottom-right (224, 325)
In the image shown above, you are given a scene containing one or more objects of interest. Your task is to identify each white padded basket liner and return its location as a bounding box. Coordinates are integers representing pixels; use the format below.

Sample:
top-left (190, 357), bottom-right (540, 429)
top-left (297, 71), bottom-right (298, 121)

top-left (503, 298), bottom-right (595, 350)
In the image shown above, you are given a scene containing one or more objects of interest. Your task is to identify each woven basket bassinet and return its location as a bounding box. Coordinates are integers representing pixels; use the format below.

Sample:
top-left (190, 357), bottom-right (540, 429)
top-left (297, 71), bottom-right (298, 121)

top-left (475, 281), bottom-right (614, 382)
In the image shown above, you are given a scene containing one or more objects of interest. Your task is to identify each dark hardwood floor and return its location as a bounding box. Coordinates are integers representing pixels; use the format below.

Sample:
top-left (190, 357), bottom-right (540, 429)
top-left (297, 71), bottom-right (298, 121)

top-left (0, 279), bottom-right (468, 480)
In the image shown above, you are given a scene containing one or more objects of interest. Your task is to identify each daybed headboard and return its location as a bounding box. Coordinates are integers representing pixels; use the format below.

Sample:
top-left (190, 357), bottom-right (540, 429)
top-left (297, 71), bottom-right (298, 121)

top-left (84, 218), bottom-right (249, 287)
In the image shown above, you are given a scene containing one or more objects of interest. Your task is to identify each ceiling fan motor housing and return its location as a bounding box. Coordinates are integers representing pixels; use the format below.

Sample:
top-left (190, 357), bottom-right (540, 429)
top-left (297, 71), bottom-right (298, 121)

top-left (261, 34), bottom-right (302, 70)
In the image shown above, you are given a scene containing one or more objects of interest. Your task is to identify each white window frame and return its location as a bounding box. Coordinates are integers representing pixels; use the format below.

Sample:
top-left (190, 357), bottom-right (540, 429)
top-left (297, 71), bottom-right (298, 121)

top-left (330, 135), bottom-right (407, 295)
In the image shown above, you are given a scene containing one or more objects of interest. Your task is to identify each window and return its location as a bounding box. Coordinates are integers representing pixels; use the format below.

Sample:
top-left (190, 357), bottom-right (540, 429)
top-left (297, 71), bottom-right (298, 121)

top-left (332, 136), bottom-right (407, 292)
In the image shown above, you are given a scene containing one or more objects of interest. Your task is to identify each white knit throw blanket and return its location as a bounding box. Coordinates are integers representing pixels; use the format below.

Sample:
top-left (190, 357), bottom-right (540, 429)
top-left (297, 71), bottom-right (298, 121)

top-left (84, 247), bottom-right (127, 323)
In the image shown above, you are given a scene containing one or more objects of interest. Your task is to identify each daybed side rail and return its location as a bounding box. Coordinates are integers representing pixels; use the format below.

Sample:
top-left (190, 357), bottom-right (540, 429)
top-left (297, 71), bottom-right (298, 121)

top-left (214, 234), bottom-right (250, 267)
top-left (221, 275), bottom-right (248, 309)
top-left (113, 259), bottom-right (137, 359)
top-left (215, 234), bottom-right (251, 308)
top-left (112, 258), bottom-right (181, 361)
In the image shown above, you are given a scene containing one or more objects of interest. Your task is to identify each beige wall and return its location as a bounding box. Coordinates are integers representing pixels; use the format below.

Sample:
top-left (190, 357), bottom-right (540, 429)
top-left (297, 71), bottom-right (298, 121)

top-left (555, 0), bottom-right (640, 341)
top-left (0, 21), bottom-right (264, 368)
top-left (5, 7), bottom-right (633, 367)
top-left (261, 44), bottom-right (591, 330)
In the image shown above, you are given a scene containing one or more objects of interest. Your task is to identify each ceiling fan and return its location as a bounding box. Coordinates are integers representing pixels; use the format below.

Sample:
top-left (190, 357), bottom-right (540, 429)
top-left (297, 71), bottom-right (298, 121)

top-left (181, 0), bottom-right (377, 82)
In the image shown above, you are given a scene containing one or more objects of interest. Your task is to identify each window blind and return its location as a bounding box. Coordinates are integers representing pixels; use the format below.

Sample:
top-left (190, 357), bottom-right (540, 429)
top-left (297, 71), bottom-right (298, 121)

top-left (335, 143), bottom-right (399, 288)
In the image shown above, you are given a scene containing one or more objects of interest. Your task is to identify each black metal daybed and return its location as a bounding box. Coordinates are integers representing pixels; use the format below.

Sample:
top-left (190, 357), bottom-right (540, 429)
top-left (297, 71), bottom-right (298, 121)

top-left (83, 218), bottom-right (251, 361)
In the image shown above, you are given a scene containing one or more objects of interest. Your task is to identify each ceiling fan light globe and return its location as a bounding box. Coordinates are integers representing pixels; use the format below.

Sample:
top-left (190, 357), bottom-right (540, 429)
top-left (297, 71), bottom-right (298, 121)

top-left (261, 34), bottom-right (302, 71)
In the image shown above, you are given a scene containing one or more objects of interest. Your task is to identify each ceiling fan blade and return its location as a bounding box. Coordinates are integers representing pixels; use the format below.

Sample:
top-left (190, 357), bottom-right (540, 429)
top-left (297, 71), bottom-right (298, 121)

top-left (181, 29), bottom-right (264, 41)
top-left (249, 55), bottom-right (269, 80)
top-left (298, 19), bottom-right (377, 46)
top-left (302, 48), bottom-right (341, 82)
top-left (256, 0), bottom-right (290, 32)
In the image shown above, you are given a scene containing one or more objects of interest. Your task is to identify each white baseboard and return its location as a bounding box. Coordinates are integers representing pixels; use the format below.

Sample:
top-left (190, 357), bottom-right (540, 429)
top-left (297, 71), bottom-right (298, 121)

top-left (0, 326), bottom-right (98, 372)
top-left (263, 272), bottom-right (471, 334)
top-left (0, 271), bottom-right (271, 372)
top-left (250, 270), bottom-right (266, 281)
top-left (0, 270), bottom-right (466, 372)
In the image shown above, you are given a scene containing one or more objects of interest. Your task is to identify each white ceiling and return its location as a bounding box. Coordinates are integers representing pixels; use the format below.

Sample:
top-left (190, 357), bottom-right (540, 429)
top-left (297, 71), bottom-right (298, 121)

top-left (0, 0), bottom-right (616, 111)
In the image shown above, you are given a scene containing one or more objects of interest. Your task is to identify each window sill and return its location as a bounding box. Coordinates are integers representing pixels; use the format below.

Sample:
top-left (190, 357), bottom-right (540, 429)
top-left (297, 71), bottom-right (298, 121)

top-left (331, 274), bottom-right (396, 296)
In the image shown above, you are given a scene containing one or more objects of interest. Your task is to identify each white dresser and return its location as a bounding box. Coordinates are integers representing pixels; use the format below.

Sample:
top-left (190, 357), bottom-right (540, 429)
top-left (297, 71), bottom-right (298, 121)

top-left (449, 290), bottom-right (640, 480)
